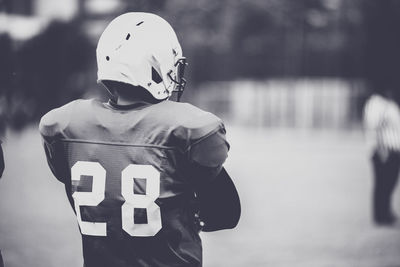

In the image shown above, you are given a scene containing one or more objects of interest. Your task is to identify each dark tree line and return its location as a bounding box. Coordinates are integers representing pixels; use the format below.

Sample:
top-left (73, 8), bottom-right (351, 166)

top-left (363, 0), bottom-right (400, 93)
top-left (0, 21), bottom-right (94, 129)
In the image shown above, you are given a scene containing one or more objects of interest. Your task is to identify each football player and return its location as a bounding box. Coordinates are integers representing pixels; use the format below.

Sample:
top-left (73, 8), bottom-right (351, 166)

top-left (39, 12), bottom-right (240, 267)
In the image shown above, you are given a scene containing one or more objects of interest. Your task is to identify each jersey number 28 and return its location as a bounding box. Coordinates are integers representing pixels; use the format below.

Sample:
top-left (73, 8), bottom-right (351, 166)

top-left (71, 161), bottom-right (162, 237)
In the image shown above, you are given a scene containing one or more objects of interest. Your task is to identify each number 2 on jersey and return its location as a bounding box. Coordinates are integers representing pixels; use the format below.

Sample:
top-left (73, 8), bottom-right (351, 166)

top-left (71, 161), bottom-right (162, 237)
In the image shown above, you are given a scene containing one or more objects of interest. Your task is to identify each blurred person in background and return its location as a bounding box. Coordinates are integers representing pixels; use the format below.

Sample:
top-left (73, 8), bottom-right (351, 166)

top-left (0, 113), bottom-right (4, 267)
top-left (0, 139), bottom-right (3, 267)
top-left (0, 140), bottom-right (3, 178)
top-left (364, 87), bottom-right (400, 225)
top-left (39, 12), bottom-right (240, 267)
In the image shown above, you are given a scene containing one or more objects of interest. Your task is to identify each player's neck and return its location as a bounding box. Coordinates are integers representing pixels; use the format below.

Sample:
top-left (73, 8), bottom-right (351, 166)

top-left (113, 92), bottom-right (162, 105)
top-left (105, 81), bottom-right (162, 105)
top-left (115, 97), bottom-right (143, 106)
top-left (108, 94), bottom-right (161, 109)
top-left (107, 96), bottom-right (149, 109)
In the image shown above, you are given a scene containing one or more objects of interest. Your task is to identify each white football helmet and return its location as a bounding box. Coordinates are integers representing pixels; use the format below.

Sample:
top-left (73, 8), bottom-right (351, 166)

top-left (96, 12), bottom-right (186, 100)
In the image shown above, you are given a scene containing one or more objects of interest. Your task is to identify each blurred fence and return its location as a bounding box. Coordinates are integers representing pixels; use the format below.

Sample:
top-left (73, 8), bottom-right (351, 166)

top-left (191, 79), bottom-right (367, 130)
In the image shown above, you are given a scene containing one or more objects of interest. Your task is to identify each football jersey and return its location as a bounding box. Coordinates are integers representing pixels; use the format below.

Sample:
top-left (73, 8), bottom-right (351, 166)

top-left (39, 99), bottom-right (229, 267)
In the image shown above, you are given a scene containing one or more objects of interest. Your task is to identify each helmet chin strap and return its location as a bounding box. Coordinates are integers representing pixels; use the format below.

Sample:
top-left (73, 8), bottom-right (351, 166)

top-left (99, 81), bottom-right (118, 104)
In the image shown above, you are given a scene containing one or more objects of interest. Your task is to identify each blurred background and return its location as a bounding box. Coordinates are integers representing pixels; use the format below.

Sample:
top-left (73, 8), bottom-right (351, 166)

top-left (0, 0), bottom-right (400, 266)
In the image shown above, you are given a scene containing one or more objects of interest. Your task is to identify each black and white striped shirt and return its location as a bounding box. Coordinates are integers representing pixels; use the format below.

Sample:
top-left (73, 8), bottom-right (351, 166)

top-left (364, 94), bottom-right (400, 155)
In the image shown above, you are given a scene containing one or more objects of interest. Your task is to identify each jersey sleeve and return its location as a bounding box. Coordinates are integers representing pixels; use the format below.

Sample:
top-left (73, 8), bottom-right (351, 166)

top-left (39, 101), bottom-right (77, 183)
top-left (172, 106), bottom-right (229, 185)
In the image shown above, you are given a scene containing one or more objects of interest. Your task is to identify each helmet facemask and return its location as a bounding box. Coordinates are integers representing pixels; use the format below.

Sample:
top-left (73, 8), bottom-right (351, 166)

top-left (168, 57), bottom-right (187, 102)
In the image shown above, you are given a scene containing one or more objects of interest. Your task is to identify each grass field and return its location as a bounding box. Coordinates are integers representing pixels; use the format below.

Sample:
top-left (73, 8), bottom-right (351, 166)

top-left (0, 125), bottom-right (399, 267)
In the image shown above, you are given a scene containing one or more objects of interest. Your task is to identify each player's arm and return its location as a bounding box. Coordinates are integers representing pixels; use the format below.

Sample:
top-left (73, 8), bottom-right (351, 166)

top-left (0, 141), bottom-right (4, 178)
top-left (196, 167), bottom-right (240, 232)
top-left (41, 136), bottom-right (69, 183)
top-left (39, 102), bottom-right (74, 183)
top-left (186, 125), bottom-right (241, 232)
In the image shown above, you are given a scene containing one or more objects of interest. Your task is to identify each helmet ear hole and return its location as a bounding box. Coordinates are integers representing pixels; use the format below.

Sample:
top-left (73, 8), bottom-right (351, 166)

top-left (151, 67), bottom-right (163, 84)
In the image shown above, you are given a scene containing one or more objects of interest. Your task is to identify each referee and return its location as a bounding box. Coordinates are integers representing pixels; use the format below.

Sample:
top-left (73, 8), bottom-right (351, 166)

top-left (364, 89), bottom-right (400, 225)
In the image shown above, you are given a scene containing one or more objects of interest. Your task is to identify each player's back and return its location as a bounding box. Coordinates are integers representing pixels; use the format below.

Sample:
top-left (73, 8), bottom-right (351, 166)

top-left (39, 99), bottom-right (225, 267)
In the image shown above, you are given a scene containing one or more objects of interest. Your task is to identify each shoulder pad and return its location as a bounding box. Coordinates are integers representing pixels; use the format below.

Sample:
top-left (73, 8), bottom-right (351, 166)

top-left (169, 102), bottom-right (224, 149)
top-left (39, 100), bottom-right (80, 137)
